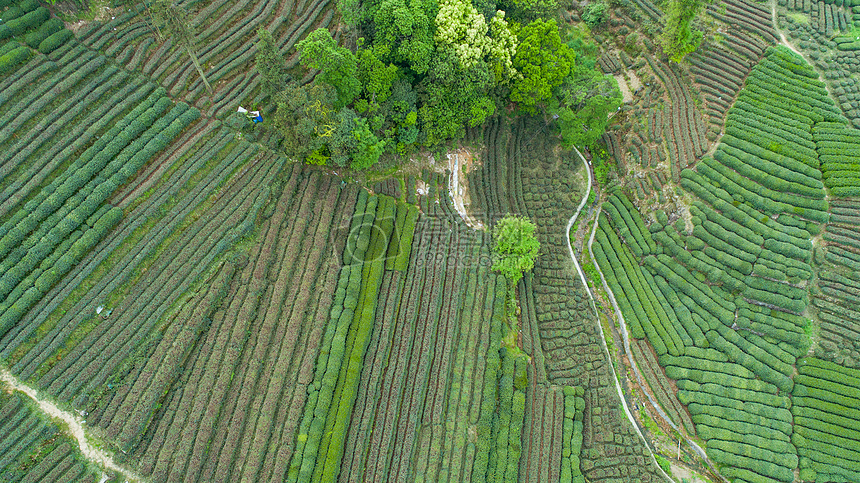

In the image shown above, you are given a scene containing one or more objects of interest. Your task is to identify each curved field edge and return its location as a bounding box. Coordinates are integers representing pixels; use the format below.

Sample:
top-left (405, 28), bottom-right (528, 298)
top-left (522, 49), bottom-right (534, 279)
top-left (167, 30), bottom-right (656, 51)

top-left (594, 44), bottom-right (860, 483)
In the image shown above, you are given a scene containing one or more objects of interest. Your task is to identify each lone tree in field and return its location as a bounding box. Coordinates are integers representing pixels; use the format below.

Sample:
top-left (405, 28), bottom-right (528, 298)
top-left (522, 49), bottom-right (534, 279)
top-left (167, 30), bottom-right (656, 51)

top-left (492, 215), bottom-right (540, 286)
top-left (147, 0), bottom-right (212, 94)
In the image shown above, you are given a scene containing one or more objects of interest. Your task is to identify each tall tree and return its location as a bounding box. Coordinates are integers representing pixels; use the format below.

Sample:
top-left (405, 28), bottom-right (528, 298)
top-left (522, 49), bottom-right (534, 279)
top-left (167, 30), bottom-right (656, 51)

top-left (297, 28), bottom-right (362, 107)
top-left (434, 0), bottom-right (492, 69)
top-left (660, 0), bottom-right (703, 62)
top-left (328, 109), bottom-right (387, 169)
top-left (510, 18), bottom-right (575, 113)
top-left (434, 0), bottom-right (516, 74)
top-left (551, 70), bottom-right (621, 147)
top-left (255, 28), bottom-right (286, 97)
top-left (550, 34), bottom-right (621, 147)
top-left (147, 0), bottom-right (212, 94)
top-left (492, 214), bottom-right (540, 286)
top-left (273, 83), bottom-right (338, 161)
top-left (371, 0), bottom-right (437, 74)
top-left (356, 46), bottom-right (398, 107)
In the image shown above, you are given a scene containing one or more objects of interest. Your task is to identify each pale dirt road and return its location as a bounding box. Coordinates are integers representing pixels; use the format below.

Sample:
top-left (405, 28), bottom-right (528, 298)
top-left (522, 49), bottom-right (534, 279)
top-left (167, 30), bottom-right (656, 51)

top-left (1, 369), bottom-right (142, 482)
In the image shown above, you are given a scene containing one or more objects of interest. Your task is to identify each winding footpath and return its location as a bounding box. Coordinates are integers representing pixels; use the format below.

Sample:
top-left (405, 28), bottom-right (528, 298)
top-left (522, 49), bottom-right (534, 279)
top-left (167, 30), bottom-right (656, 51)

top-left (0, 369), bottom-right (142, 483)
top-left (566, 146), bottom-right (722, 482)
top-left (563, 147), bottom-right (673, 483)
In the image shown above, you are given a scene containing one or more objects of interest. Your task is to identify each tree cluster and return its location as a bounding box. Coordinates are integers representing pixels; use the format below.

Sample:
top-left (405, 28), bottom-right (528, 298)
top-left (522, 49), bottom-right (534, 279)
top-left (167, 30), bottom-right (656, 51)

top-left (256, 0), bottom-right (622, 169)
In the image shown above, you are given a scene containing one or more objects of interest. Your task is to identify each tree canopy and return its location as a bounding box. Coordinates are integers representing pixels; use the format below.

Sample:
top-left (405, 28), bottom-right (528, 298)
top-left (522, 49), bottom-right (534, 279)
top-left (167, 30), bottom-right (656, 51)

top-left (492, 215), bottom-right (540, 285)
top-left (258, 0), bottom-right (621, 170)
top-left (297, 29), bottom-right (362, 107)
top-left (371, 0), bottom-right (437, 74)
top-left (511, 18), bottom-right (575, 113)
top-left (660, 0), bottom-right (704, 62)
top-left (550, 33), bottom-right (621, 148)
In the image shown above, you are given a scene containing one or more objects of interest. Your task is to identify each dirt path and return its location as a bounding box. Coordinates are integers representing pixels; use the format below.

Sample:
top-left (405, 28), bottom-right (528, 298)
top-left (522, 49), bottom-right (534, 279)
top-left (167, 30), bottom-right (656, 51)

top-left (615, 74), bottom-right (634, 104)
top-left (770, 0), bottom-right (805, 57)
top-left (585, 209), bottom-right (716, 461)
top-left (0, 369), bottom-right (142, 482)
top-left (565, 145), bottom-right (728, 481)
top-left (563, 147), bottom-right (674, 483)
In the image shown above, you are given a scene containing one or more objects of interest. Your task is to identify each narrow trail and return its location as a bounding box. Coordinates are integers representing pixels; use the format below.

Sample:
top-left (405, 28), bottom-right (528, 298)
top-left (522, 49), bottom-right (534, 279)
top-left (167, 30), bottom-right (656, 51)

top-left (566, 146), bottom-right (727, 482)
top-left (0, 369), bottom-right (143, 483)
top-left (770, 0), bottom-right (804, 58)
top-left (564, 147), bottom-right (675, 483)
top-left (769, 0), bottom-right (834, 97)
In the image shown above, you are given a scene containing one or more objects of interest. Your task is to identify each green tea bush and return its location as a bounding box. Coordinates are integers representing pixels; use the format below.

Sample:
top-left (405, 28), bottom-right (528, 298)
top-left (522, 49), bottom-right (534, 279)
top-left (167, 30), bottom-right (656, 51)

top-left (22, 17), bottom-right (61, 48)
top-left (0, 6), bottom-right (48, 39)
top-left (38, 29), bottom-right (73, 54)
top-left (0, 43), bottom-right (30, 75)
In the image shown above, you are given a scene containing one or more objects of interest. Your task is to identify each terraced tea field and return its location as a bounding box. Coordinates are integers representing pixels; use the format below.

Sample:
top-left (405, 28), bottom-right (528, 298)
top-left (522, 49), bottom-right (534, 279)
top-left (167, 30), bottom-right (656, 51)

top-left (2, 0), bottom-right (860, 481)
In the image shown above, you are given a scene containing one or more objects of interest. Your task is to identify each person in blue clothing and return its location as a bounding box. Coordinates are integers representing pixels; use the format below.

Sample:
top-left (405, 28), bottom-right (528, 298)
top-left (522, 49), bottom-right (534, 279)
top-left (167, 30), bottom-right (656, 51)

top-left (237, 106), bottom-right (263, 123)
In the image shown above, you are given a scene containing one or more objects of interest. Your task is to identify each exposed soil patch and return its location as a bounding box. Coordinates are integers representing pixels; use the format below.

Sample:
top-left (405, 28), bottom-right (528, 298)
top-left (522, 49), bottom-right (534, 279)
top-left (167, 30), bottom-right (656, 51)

top-left (65, 3), bottom-right (130, 35)
top-left (447, 147), bottom-right (484, 230)
top-left (615, 74), bottom-right (634, 104)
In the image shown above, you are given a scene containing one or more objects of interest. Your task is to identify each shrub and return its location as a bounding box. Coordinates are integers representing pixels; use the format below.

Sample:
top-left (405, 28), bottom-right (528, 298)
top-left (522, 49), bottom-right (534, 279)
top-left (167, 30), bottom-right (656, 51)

top-left (0, 44), bottom-right (30, 75)
top-left (38, 29), bottom-right (73, 54)
top-left (491, 215), bottom-right (540, 286)
top-left (582, 1), bottom-right (609, 27)
top-left (22, 17), bottom-right (62, 48)
top-left (0, 6), bottom-right (48, 39)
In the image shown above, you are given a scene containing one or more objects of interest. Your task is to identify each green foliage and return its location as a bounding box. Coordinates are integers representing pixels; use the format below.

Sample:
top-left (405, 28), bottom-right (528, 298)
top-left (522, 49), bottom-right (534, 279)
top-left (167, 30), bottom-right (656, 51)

top-left (355, 46), bottom-right (398, 106)
top-left (273, 83), bottom-right (338, 161)
top-left (393, 204), bottom-right (418, 270)
top-left (551, 63), bottom-right (621, 147)
top-left (434, 0), bottom-right (516, 78)
top-left (590, 143), bottom-right (615, 185)
top-left (561, 386), bottom-right (586, 482)
top-left (0, 43), bottom-right (31, 75)
top-left (328, 108), bottom-right (386, 170)
top-left (255, 28), bottom-right (286, 97)
top-left (336, 0), bottom-right (363, 27)
top-left (491, 215), bottom-right (540, 285)
top-left (581, 1), bottom-right (609, 27)
top-left (506, 0), bottom-right (558, 20)
top-left (0, 5), bottom-right (48, 40)
top-left (381, 79), bottom-right (420, 153)
top-left (313, 197), bottom-right (389, 483)
top-left (655, 455), bottom-right (671, 475)
top-left (297, 28), bottom-right (362, 108)
top-left (511, 18), bottom-right (575, 112)
top-left (289, 193), bottom-right (382, 483)
top-left (268, 0), bottom-right (611, 160)
top-left (371, 0), bottom-right (437, 74)
top-left (435, 0), bottom-right (493, 69)
top-left (23, 17), bottom-right (63, 48)
top-left (659, 0), bottom-right (703, 62)
top-left (475, 344), bottom-right (529, 483)
top-left (418, 48), bottom-right (496, 145)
